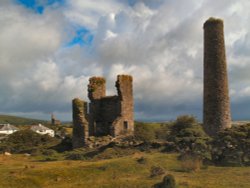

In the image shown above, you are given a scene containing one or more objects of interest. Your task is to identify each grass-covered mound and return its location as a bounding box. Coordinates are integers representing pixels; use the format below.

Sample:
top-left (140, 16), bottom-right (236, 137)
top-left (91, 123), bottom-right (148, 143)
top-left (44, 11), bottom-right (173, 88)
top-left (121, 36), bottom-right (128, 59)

top-left (0, 114), bottom-right (48, 125)
top-left (0, 130), bottom-right (60, 154)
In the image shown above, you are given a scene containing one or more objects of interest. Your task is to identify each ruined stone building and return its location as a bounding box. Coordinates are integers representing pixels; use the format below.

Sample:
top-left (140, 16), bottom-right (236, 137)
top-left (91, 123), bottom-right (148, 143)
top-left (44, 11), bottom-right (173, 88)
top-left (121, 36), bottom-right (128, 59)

top-left (51, 114), bottom-right (61, 125)
top-left (88, 75), bottom-right (134, 137)
top-left (203, 17), bottom-right (231, 136)
top-left (72, 75), bottom-right (134, 148)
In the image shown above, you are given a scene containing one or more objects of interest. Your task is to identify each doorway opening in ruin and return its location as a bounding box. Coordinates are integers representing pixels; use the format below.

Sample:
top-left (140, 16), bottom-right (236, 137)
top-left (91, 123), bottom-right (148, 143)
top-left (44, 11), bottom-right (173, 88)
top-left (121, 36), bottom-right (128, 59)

top-left (123, 121), bottom-right (128, 130)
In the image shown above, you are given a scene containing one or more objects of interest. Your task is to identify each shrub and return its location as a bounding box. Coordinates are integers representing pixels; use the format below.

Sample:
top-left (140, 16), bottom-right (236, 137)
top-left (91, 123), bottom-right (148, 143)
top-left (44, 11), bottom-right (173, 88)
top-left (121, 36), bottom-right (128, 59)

top-left (135, 122), bottom-right (155, 142)
top-left (169, 115), bottom-right (211, 161)
top-left (154, 174), bottom-right (176, 188)
top-left (7, 130), bottom-right (54, 146)
top-left (137, 157), bottom-right (147, 164)
top-left (4, 130), bottom-right (58, 153)
top-left (212, 124), bottom-right (250, 166)
top-left (53, 135), bottom-right (72, 152)
top-left (161, 174), bottom-right (176, 188)
top-left (155, 124), bottom-right (172, 141)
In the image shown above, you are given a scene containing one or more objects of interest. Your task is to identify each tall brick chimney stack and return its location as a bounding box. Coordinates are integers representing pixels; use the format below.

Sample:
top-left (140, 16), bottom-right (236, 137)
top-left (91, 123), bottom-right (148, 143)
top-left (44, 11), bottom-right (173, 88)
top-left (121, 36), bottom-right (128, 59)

top-left (203, 17), bottom-right (231, 136)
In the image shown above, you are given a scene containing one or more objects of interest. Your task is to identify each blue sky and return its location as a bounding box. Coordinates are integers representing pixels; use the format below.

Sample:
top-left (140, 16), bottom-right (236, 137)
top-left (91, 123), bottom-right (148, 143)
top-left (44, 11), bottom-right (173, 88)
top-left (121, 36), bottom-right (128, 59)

top-left (16, 0), bottom-right (65, 14)
top-left (66, 27), bottom-right (93, 47)
top-left (1, 0), bottom-right (250, 121)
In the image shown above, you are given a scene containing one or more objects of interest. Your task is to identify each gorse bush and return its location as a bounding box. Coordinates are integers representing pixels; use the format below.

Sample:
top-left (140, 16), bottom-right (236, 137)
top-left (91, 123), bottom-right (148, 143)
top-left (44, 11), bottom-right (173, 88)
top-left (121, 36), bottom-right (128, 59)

top-left (154, 174), bottom-right (176, 188)
top-left (7, 130), bottom-right (53, 145)
top-left (212, 124), bottom-right (250, 166)
top-left (137, 156), bottom-right (147, 164)
top-left (169, 115), bottom-right (211, 160)
top-left (155, 123), bottom-right (172, 141)
top-left (134, 122), bottom-right (155, 142)
top-left (161, 174), bottom-right (176, 188)
top-left (2, 130), bottom-right (58, 153)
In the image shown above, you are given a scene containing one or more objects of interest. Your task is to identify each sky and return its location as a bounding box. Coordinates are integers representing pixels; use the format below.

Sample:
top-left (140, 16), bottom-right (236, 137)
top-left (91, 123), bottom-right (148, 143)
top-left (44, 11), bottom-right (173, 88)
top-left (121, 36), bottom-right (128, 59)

top-left (1, 0), bottom-right (250, 122)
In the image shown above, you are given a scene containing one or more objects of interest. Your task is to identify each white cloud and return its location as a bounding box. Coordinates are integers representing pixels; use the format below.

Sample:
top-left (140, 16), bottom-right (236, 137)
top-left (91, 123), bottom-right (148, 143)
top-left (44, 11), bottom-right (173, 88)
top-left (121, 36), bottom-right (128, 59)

top-left (1, 0), bottom-right (250, 121)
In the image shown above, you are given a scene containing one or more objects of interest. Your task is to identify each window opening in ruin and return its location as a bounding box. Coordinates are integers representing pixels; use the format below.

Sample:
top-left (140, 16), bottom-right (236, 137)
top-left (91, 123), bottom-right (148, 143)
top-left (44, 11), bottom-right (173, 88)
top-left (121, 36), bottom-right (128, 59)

top-left (123, 121), bottom-right (128, 130)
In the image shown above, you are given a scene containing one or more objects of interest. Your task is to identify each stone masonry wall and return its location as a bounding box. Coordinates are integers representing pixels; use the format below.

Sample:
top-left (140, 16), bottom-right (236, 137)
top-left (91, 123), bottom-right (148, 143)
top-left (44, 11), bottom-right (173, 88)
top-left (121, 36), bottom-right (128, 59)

top-left (88, 77), bottom-right (106, 136)
top-left (88, 77), bottom-right (106, 100)
top-left (88, 75), bottom-right (134, 137)
top-left (203, 17), bottom-right (231, 136)
top-left (113, 75), bottom-right (134, 136)
top-left (72, 98), bottom-right (89, 148)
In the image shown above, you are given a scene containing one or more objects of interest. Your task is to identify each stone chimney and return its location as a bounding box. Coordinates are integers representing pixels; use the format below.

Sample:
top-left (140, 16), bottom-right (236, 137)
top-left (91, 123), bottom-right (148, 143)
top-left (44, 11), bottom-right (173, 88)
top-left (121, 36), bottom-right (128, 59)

top-left (203, 17), bottom-right (231, 136)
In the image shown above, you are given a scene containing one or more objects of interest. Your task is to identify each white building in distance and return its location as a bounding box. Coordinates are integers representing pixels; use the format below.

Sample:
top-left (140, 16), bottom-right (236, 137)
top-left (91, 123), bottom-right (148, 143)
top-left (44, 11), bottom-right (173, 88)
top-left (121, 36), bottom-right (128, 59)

top-left (0, 124), bottom-right (19, 135)
top-left (31, 124), bottom-right (55, 137)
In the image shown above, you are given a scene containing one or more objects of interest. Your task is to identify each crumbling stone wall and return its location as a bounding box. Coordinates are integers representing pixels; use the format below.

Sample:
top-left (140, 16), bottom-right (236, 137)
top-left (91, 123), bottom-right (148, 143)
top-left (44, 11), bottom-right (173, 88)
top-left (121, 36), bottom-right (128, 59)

top-left (113, 75), bottom-right (134, 136)
top-left (88, 75), bottom-right (134, 137)
top-left (72, 98), bottom-right (89, 148)
top-left (88, 77), bottom-right (106, 136)
top-left (203, 17), bottom-right (231, 136)
top-left (88, 77), bottom-right (106, 100)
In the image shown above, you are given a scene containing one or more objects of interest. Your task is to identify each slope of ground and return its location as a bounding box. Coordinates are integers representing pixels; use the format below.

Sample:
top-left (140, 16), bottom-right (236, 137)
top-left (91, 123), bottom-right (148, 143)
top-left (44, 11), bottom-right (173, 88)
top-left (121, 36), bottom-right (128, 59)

top-left (0, 152), bottom-right (249, 188)
top-left (0, 115), bottom-right (48, 125)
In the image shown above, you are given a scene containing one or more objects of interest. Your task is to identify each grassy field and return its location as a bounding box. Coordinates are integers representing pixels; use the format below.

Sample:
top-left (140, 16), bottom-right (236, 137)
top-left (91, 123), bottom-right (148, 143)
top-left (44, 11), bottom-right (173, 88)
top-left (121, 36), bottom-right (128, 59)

top-left (0, 115), bottom-right (48, 125)
top-left (0, 152), bottom-right (249, 188)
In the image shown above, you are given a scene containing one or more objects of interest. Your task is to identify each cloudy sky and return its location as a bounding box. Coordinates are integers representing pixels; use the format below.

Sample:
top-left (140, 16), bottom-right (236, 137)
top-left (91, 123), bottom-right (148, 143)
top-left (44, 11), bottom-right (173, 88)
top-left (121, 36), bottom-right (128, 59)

top-left (0, 0), bottom-right (250, 121)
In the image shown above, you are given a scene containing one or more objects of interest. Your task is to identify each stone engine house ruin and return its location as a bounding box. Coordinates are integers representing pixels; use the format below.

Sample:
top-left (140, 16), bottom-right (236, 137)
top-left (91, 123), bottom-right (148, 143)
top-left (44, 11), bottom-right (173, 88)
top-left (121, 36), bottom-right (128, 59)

top-left (72, 75), bottom-right (134, 148)
top-left (88, 75), bottom-right (134, 137)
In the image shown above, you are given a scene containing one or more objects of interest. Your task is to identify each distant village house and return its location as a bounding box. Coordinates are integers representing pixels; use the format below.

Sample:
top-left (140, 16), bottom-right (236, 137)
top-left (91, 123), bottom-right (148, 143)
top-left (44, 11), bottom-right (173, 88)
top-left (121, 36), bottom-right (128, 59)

top-left (31, 124), bottom-right (55, 137)
top-left (0, 124), bottom-right (19, 135)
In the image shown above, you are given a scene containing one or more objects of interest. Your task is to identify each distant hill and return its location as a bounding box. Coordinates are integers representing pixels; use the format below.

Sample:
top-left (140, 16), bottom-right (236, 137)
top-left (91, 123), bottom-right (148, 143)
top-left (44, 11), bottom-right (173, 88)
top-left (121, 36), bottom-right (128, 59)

top-left (0, 114), bottom-right (49, 126)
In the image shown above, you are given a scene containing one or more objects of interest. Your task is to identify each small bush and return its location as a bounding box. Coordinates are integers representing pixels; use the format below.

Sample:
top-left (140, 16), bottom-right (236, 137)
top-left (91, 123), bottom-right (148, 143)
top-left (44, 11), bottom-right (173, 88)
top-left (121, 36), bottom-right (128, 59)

top-left (154, 174), bottom-right (176, 188)
top-left (155, 124), bottom-right (172, 141)
top-left (137, 157), bottom-right (147, 164)
top-left (7, 130), bottom-right (54, 146)
top-left (4, 130), bottom-right (58, 153)
top-left (134, 122), bottom-right (155, 142)
top-left (161, 174), bottom-right (176, 188)
top-left (53, 135), bottom-right (72, 152)
top-left (169, 115), bottom-right (211, 161)
top-left (150, 166), bottom-right (165, 177)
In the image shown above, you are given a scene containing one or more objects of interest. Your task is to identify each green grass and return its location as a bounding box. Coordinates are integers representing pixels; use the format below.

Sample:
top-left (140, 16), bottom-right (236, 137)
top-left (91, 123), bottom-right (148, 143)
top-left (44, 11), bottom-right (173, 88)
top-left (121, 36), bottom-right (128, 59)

top-left (0, 152), bottom-right (249, 188)
top-left (0, 115), bottom-right (48, 125)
